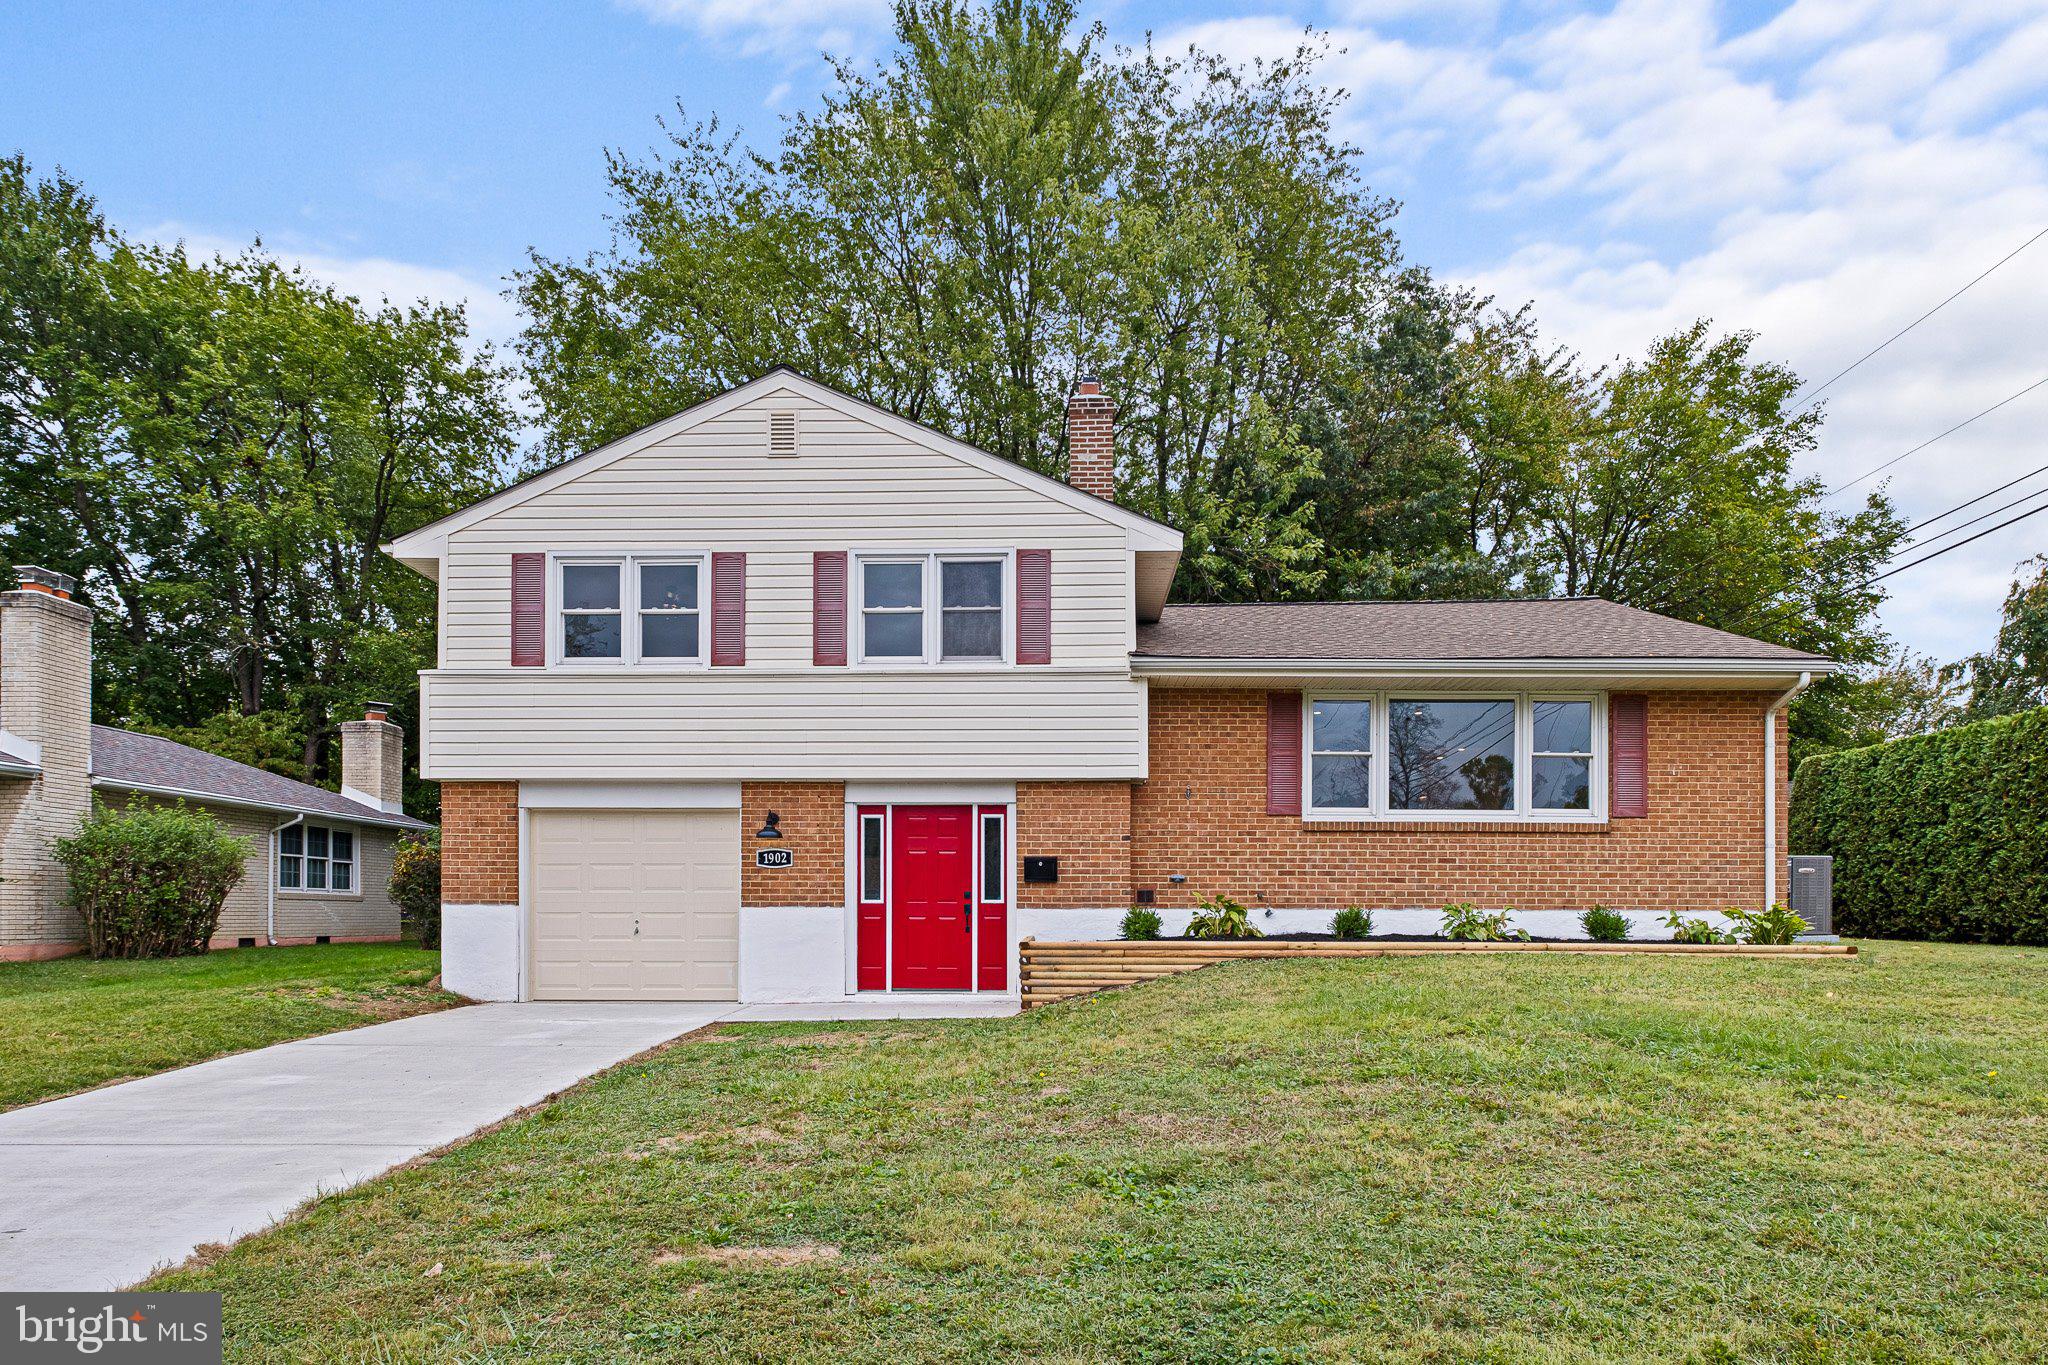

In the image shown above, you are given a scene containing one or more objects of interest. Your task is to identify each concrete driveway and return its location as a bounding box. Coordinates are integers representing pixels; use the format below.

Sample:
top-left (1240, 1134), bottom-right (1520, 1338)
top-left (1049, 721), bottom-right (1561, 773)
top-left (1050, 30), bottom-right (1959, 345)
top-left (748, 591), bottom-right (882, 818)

top-left (0, 1001), bottom-right (733, 1291)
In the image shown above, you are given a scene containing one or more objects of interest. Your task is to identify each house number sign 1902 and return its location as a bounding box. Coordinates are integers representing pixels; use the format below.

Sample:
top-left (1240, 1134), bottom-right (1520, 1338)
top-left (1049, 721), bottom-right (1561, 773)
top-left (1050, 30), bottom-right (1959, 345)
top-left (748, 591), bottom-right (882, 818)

top-left (754, 848), bottom-right (794, 869)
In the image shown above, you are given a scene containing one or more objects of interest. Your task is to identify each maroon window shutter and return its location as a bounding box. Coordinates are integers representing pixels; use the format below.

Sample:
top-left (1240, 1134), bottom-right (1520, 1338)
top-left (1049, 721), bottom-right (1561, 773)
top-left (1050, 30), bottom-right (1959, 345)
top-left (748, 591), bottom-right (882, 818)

top-left (1016, 549), bottom-right (1051, 665)
top-left (1610, 693), bottom-right (1649, 818)
top-left (1266, 691), bottom-right (1303, 816)
top-left (510, 553), bottom-right (545, 666)
top-left (812, 551), bottom-right (848, 666)
top-left (711, 552), bottom-right (746, 666)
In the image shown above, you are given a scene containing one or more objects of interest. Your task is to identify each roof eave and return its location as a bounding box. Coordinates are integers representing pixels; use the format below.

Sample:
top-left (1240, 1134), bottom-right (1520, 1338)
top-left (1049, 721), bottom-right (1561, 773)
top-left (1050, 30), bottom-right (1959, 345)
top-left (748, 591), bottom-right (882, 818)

top-left (90, 776), bottom-right (431, 831)
top-left (1130, 655), bottom-right (1840, 680)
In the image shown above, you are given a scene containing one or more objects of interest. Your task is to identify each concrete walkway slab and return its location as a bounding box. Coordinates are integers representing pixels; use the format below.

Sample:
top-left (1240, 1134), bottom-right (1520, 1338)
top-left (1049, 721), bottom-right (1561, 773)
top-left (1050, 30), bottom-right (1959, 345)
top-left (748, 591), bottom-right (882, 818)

top-left (0, 1001), bottom-right (729, 1292)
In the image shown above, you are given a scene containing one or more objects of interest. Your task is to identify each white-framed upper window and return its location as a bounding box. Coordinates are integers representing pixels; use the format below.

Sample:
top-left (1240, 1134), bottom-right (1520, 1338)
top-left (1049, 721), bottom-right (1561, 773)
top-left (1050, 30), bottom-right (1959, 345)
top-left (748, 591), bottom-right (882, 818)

top-left (278, 823), bottom-right (356, 892)
top-left (854, 553), bottom-right (1010, 665)
top-left (555, 555), bottom-right (706, 665)
top-left (1305, 692), bottom-right (1604, 822)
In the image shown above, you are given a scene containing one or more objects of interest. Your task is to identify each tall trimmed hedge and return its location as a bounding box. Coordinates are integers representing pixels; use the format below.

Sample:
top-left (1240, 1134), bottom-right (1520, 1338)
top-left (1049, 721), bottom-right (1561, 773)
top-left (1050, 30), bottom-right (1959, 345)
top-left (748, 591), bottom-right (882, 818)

top-left (1791, 706), bottom-right (2048, 944)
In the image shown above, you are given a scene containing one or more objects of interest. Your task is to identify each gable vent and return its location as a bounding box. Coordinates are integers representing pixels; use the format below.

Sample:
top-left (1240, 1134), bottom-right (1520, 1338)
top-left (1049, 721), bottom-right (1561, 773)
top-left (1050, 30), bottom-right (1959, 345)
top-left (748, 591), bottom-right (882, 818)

top-left (768, 410), bottom-right (799, 456)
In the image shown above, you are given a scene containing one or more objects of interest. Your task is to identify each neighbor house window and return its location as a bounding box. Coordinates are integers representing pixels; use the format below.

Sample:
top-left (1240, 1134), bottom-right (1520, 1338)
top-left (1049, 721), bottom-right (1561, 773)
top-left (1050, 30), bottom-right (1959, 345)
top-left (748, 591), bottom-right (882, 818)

top-left (1303, 693), bottom-right (1603, 821)
top-left (557, 556), bottom-right (707, 664)
top-left (856, 554), bottom-right (1009, 664)
top-left (278, 823), bottom-right (355, 892)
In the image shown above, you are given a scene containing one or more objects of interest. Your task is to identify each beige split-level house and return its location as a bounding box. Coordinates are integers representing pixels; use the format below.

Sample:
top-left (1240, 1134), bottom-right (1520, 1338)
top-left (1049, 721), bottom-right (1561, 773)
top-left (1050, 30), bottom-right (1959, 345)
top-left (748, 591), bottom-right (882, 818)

top-left (390, 369), bottom-right (1833, 1006)
top-left (0, 568), bottom-right (427, 959)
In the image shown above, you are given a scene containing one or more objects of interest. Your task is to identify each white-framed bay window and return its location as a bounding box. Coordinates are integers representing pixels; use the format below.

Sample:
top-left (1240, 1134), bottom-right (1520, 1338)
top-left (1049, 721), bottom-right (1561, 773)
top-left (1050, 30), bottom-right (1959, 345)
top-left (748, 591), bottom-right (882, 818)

top-left (278, 822), bottom-right (357, 893)
top-left (1304, 692), bottom-right (1605, 822)
top-left (555, 554), bottom-right (707, 665)
top-left (853, 552), bottom-right (1010, 665)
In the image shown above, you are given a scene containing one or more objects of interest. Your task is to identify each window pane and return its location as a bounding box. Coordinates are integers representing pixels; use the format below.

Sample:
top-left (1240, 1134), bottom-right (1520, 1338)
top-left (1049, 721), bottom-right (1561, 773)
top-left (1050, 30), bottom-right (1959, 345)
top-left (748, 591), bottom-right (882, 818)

top-left (941, 609), bottom-right (1002, 659)
top-left (306, 826), bottom-right (329, 859)
top-left (1311, 699), bottom-right (1371, 753)
top-left (564, 612), bottom-right (622, 658)
top-left (280, 826), bottom-right (302, 855)
top-left (981, 815), bottom-right (1004, 900)
top-left (1533, 700), bottom-right (1592, 754)
top-left (861, 817), bottom-right (883, 901)
top-left (863, 561), bottom-right (922, 609)
top-left (331, 830), bottom-right (353, 861)
top-left (942, 560), bottom-right (1002, 608)
top-left (1388, 700), bottom-right (1516, 811)
top-left (562, 563), bottom-right (620, 611)
top-left (640, 562), bottom-right (698, 611)
top-left (306, 858), bottom-right (327, 891)
top-left (641, 613), bottom-right (700, 659)
top-left (1534, 755), bottom-right (1592, 810)
top-left (331, 860), bottom-right (354, 891)
top-left (279, 855), bottom-right (300, 889)
top-left (863, 611), bottom-right (923, 657)
top-left (1311, 754), bottom-right (1372, 809)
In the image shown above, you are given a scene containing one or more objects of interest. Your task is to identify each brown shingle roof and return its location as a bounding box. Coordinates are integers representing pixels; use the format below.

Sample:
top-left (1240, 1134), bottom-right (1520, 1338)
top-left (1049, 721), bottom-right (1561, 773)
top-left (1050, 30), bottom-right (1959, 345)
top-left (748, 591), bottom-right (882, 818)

top-left (91, 726), bottom-right (430, 829)
top-left (1132, 598), bottom-right (1830, 664)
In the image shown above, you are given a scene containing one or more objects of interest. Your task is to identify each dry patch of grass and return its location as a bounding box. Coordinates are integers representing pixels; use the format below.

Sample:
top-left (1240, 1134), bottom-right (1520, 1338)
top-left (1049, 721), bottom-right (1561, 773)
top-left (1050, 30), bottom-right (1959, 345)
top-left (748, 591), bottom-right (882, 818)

top-left (149, 942), bottom-right (2048, 1362)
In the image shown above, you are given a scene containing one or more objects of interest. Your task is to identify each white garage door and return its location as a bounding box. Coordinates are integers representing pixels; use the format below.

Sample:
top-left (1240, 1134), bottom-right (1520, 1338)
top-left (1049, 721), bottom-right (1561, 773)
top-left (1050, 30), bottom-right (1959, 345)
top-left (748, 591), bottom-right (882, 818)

top-left (529, 808), bottom-right (740, 1001)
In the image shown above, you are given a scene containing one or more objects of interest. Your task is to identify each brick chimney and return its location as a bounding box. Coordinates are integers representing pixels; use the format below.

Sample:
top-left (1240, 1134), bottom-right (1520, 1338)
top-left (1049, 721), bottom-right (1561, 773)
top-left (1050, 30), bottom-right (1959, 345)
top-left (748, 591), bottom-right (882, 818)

top-left (340, 702), bottom-right (404, 815)
top-left (1066, 376), bottom-right (1117, 501)
top-left (0, 566), bottom-right (93, 957)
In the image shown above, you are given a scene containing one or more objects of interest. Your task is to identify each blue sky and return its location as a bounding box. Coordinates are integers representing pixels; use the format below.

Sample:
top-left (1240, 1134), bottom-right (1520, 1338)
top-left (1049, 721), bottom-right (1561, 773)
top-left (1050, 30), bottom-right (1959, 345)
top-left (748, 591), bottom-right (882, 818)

top-left (7, 0), bottom-right (2047, 664)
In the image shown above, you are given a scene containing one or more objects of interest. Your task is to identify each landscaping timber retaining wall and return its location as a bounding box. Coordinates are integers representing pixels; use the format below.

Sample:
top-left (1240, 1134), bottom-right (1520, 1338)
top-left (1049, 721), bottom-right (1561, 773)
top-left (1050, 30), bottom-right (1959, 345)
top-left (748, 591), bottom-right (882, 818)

top-left (1018, 938), bottom-right (1858, 1009)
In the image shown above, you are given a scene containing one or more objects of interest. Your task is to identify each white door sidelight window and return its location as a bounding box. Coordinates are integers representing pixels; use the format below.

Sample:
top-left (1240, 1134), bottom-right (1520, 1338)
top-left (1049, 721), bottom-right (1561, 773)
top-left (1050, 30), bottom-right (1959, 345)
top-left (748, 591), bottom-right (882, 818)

top-left (1303, 693), bottom-right (1605, 822)
top-left (855, 553), bottom-right (1011, 664)
top-left (556, 556), bottom-right (708, 665)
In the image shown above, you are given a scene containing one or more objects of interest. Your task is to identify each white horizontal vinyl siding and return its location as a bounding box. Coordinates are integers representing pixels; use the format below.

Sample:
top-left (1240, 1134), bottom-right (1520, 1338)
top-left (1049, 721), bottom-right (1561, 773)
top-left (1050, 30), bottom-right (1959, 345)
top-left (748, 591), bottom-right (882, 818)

top-left (438, 391), bottom-right (1133, 671)
top-left (419, 669), bottom-right (1146, 780)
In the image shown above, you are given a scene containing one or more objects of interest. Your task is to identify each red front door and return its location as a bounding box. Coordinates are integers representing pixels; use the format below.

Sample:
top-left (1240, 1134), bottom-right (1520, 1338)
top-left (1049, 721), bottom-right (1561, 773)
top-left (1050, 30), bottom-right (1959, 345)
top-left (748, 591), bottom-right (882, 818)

top-left (890, 805), bottom-right (974, 990)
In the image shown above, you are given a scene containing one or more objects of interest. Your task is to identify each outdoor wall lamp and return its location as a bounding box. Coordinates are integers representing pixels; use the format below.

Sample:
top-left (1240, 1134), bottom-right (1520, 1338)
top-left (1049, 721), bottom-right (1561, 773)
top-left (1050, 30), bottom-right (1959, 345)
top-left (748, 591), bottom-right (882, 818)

top-left (755, 811), bottom-right (783, 838)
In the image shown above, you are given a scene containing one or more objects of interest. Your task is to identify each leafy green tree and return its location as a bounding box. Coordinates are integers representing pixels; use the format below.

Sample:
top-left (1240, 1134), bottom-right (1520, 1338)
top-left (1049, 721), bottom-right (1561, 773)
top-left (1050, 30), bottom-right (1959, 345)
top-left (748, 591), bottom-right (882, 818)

top-left (1946, 555), bottom-right (2048, 721)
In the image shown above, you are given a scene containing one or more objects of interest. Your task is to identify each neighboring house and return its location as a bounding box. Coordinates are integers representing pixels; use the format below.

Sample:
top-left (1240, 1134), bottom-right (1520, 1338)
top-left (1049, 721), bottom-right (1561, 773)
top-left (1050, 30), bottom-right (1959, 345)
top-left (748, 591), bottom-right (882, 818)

top-left (385, 369), bottom-right (1834, 1004)
top-left (0, 568), bottom-right (429, 960)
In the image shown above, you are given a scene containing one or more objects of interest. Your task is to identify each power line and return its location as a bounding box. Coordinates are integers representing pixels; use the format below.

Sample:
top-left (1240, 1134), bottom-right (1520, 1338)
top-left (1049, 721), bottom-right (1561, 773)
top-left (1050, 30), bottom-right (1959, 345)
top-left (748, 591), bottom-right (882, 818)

top-left (1860, 500), bottom-right (2048, 587)
top-left (1898, 486), bottom-right (2048, 555)
top-left (1794, 223), bottom-right (2048, 413)
top-left (1900, 459), bottom-right (2048, 539)
top-left (1825, 373), bottom-right (2048, 498)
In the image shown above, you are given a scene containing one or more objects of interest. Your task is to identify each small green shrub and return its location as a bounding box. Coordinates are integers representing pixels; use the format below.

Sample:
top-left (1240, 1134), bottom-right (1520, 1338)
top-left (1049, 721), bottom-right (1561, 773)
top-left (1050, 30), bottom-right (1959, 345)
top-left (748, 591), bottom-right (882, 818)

top-left (1185, 894), bottom-right (1262, 940)
top-left (1331, 906), bottom-right (1373, 939)
top-left (1580, 905), bottom-right (1629, 942)
top-left (1723, 903), bottom-right (1809, 945)
top-left (52, 799), bottom-right (247, 959)
top-left (389, 830), bottom-right (442, 949)
top-left (1120, 905), bottom-right (1162, 941)
top-left (1440, 902), bottom-right (1528, 941)
top-left (1663, 909), bottom-right (1736, 945)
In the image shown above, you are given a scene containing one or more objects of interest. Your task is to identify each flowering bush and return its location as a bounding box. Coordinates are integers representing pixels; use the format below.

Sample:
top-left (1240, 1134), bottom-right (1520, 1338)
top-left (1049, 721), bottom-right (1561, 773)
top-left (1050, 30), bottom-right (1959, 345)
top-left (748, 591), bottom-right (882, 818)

top-left (53, 800), bottom-right (246, 958)
top-left (389, 831), bottom-right (442, 949)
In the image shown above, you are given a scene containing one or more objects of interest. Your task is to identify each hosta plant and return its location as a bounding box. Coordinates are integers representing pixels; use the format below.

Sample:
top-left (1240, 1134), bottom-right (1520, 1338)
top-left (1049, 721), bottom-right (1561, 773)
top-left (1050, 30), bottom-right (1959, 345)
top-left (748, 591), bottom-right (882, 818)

top-left (1440, 902), bottom-right (1529, 942)
top-left (1185, 894), bottom-right (1263, 939)
top-left (1663, 909), bottom-right (1736, 945)
top-left (1723, 903), bottom-right (1809, 945)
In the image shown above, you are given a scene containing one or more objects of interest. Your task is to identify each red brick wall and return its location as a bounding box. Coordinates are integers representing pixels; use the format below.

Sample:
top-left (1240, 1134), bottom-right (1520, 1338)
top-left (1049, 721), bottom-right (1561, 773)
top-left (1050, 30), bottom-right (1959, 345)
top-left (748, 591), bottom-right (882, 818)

top-left (1134, 688), bottom-right (1784, 914)
top-left (742, 781), bottom-right (845, 906)
top-left (440, 780), bottom-right (519, 903)
top-left (1016, 781), bottom-right (1133, 908)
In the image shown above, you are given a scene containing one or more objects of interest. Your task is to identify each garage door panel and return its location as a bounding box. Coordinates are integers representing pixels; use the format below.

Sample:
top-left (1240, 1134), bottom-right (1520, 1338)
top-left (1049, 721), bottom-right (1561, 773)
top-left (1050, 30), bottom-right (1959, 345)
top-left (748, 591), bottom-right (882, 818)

top-left (529, 808), bottom-right (741, 1001)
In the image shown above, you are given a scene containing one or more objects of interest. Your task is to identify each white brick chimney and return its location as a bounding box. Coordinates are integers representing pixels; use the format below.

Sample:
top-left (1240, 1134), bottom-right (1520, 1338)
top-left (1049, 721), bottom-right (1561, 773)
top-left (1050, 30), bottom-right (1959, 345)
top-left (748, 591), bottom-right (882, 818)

top-left (340, 702), bottom-right (405, 816)
top-left (1066, 376), bottom-right (1117, 501)
top-left (0, 566), bottom-right (93, 957)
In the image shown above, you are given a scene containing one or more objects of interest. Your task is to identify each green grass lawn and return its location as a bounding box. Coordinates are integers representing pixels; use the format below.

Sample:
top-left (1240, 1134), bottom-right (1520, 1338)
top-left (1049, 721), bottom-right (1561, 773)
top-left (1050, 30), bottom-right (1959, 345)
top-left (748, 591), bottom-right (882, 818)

top-left (0, 944), bottom-right (455, 1111)
top-left (152, 942), bottom-right (2046, 1362)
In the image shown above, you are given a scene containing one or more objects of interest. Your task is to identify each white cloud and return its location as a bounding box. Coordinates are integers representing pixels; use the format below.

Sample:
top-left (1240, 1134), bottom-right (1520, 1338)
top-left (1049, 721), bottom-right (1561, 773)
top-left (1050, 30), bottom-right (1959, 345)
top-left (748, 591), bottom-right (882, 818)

top-left (143, 224), bottom-right (522, 353)
top-left (618, 0), bottom-right (891, 58)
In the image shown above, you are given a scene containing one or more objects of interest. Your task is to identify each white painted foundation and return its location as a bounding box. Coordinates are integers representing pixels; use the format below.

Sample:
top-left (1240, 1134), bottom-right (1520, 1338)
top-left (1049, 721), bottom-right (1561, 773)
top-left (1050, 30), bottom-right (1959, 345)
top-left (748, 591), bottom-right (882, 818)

top-left (442, 903), bottom-right (523, 1001)
top-left (739, 906), bottom-right (851, 1002)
